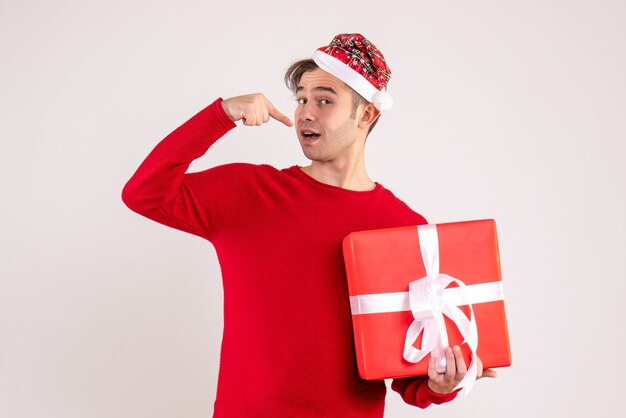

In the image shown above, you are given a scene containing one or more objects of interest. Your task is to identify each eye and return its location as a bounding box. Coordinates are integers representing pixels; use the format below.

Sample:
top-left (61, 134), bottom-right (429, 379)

top-left (320, 98), bottom-right (332, 105)
top-left (296, 97), bottom-right (307, 104)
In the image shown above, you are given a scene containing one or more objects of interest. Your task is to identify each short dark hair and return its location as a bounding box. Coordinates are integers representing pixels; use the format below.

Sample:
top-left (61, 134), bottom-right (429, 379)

top-left (284, 59), bottom-right (380, 135)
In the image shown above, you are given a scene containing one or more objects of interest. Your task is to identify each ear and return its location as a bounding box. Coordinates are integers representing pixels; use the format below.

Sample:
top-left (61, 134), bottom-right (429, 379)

top-left (357, 102), bottom-right (380, 130)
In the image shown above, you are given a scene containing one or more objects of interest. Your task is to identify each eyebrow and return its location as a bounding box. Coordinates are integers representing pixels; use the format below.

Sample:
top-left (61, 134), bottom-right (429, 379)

top-left (295, 86), bottom-right (338, 95)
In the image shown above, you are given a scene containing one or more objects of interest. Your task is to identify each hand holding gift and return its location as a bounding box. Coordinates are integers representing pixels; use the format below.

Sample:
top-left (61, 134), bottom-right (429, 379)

top-left (427, 347), bottom-right (497, 394)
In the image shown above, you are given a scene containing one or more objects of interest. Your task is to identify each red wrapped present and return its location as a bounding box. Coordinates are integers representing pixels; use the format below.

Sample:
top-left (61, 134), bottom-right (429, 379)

top-left (343, 219), bottom-right (511, 392)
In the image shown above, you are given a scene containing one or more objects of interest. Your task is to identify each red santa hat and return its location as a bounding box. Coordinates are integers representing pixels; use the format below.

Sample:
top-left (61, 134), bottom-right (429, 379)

top-left (312, 33), bottom-right (393, 111)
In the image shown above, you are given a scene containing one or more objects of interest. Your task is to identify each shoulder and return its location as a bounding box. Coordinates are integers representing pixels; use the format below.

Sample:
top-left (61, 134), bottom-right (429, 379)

top-left (187, 163), bottom-right (295, 188)
top-left (190, 162), bottom-right (274, 177)
top-left (376, 185), bottom-right (428, 225)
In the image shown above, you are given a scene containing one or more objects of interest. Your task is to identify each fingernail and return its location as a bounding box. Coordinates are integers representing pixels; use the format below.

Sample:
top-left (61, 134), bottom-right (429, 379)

top-left (453, 346), bottom-right (461, 352)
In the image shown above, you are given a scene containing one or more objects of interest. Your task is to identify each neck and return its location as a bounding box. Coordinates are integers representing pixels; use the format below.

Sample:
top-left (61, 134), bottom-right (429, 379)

top-left (301, 157), bottom-right (375, 191)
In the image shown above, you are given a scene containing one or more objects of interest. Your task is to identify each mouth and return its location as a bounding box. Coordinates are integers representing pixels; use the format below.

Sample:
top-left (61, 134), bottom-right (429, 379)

top-left (300, 129), bottom-right (321, 141)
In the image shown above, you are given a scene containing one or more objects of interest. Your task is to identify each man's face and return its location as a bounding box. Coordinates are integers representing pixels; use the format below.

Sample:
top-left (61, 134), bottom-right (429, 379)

top-left (294, 69), bottom-right (364, 163)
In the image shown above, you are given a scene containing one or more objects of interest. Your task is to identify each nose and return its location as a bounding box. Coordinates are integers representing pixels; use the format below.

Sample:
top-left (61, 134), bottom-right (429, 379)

top-left (297, 101), bottom-right (315, 123)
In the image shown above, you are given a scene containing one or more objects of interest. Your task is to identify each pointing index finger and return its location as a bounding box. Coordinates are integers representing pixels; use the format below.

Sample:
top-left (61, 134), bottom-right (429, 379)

top-left (268, 104), bottom-right (293, 127)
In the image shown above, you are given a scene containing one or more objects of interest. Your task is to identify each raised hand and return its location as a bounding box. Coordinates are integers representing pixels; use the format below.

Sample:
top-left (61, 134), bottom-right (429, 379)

top-left (221, 93), bottom-right (293, 127)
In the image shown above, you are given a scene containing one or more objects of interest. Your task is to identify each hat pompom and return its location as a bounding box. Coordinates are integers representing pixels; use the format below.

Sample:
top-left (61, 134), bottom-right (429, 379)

top-left (372, 90), bottom-right (394, 111)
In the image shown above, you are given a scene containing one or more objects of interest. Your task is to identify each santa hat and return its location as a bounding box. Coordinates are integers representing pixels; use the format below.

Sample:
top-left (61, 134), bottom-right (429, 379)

top-left (312, 33), bottom-right (393, 111)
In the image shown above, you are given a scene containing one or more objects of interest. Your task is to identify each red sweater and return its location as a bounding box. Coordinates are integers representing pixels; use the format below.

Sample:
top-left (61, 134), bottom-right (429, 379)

top-left (122, 99), bottom-right (457, 416)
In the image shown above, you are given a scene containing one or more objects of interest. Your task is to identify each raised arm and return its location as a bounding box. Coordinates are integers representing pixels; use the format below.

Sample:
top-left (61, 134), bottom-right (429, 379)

top-left (121, 94), bottom-right (292, 239)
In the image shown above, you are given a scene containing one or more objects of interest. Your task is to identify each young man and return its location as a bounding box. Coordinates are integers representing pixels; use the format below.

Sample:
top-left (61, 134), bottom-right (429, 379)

top-left (122, 33), bottom-right (494, 417)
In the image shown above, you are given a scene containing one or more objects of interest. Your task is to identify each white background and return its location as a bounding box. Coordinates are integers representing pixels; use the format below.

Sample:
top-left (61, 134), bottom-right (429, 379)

top-left (1, 0), bottom-right (625, 417)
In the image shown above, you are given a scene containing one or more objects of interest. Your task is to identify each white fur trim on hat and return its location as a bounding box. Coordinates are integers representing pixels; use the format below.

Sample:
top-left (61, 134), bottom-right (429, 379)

top-left (312, 50), bottom-right (393, 111)
top-left (372, 90), bottom-right (394, 112)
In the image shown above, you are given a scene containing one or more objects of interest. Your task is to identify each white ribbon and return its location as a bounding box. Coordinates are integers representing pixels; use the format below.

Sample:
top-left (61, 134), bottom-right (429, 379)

top-left (349, 224), bottom-right (504, 394)
top-left (350, 282), bottom-right (503, 315)
top-left (404, 224), bottom-right (479, 393)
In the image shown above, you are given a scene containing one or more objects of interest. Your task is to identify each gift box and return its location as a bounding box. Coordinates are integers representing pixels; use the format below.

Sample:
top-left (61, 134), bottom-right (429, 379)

top-left (343, 219), bottom-right (511, 388)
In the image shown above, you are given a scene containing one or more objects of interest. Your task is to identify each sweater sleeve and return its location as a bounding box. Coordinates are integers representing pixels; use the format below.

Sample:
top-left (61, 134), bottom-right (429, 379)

top-left (121, 98), bottom-right (238, 239)
top-left (390, 376), bottom-right (459, 408)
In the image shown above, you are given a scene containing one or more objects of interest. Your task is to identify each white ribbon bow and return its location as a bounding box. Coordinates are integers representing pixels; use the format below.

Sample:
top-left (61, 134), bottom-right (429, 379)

top-left (402, 224), bottom-right (479, 394)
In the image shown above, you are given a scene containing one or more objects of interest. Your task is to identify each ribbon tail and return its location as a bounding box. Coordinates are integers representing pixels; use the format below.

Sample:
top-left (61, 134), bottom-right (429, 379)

top-left (442, 303), bottom-right (479, 394)
top-left (403, 320), bottom-right (428, 363)
top-left (456, 357), bottom-right (478, 395)
top-left (425, 310), bottom-right (449, 373)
